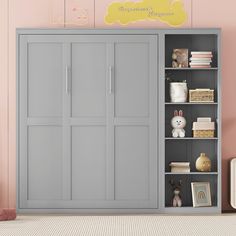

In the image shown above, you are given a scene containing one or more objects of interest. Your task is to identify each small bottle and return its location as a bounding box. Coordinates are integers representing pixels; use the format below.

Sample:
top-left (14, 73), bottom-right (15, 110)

top-left (196, 153), bottom-right (211, 172)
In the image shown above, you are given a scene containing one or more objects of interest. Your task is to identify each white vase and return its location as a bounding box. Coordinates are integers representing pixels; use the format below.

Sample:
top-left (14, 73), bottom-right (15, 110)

top-left (170, 82), bottom-right (187, 103)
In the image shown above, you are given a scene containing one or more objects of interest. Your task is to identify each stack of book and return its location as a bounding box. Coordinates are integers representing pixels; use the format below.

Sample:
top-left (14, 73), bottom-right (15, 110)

top-left (189, 51), bottom-right (213, 68)
top-left (169, 162), bottom-right (190, 173)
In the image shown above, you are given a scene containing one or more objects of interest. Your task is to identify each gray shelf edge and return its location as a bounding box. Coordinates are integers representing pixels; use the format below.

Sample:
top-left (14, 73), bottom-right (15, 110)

top-left (165, 103), bottom-right (218, 105)
top-left (165, 172), bottom-right (218, 175)
top-left (165, 138), bottom-right (218, 140)
top-left (165, 67), bottom-right (218, 70)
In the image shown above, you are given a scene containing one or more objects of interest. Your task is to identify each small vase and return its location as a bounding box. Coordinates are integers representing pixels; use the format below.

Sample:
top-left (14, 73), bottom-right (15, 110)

top-left (170, 82), bottom-right (187, 103)
top-left (196, 153), bottom-right (211, 172)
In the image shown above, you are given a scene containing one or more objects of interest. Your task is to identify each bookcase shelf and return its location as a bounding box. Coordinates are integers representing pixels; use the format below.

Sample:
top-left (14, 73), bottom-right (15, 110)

top-left (163, 31), bottom-right (221, 213)
top-left (165, 102), bottom-right (218, 105)
top-left (165, 172), bottom-right (218, 175)
top-left (165, 137), bottom-right (218, 140)
top-left (165, 67), bottom-right (218, 71)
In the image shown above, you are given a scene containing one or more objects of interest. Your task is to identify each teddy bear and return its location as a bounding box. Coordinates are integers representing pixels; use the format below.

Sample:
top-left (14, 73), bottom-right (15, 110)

top-left (172, 49), bottom-right (188, 68)
top-left (171, 110), bottom-right (186, 138)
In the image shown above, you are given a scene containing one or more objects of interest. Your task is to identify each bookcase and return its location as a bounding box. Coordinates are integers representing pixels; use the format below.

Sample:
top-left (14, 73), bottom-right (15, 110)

top-left (162, 29), bottom-right (221, 213)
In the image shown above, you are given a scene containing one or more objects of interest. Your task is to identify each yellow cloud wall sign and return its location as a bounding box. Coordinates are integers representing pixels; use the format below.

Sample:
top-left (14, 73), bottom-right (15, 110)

top-left (105, 0), bottom-right (187, 27)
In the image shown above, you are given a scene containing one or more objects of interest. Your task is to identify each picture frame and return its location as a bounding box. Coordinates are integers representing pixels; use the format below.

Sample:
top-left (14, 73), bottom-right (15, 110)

top-left (191, 182), bottom-right (212, 207)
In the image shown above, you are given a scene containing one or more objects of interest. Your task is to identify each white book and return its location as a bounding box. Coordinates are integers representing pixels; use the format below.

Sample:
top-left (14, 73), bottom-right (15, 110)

top-left (190, 58), bottom-right (212, 62)
top-left (191, 51), bottom-right (212, 55)
top-left (169, 162), bottom-right (190, 167)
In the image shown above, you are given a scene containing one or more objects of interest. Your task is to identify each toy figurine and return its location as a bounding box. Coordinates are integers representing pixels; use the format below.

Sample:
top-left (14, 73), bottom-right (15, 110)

top-left (170, 180), bottom-right (182, 207)
top-left (171, 110), bottom-right (186, 138)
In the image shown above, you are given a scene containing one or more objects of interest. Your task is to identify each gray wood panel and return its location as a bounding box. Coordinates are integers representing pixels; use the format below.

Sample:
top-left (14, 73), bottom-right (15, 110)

top-left (72, 126), bottom-right (106, 201)
top-left (28, 126), bottom-right (63, 200)
top-left (114, 42), bottom-right (149, 117)
top-left (28, 43), bottom-right (63, 117)
top-left (71, 42), bottom-right (107, 117)
top-left (115, 126), bottom-right (149, 200)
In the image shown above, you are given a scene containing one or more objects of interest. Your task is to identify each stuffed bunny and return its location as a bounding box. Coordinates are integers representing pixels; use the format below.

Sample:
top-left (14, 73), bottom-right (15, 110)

top-left (171, 110), bottom-right (186, 138)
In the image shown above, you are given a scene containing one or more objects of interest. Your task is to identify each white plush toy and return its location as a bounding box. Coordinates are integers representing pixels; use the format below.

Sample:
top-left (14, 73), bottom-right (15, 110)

top-left (171, 110), bottom-right (186, 138)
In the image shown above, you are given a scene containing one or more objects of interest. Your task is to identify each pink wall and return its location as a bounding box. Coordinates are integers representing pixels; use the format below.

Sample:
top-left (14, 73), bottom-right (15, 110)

top-left (0, 0), bottom-right (235, 211)
top-left (191, 0), bottom-right (236, 212)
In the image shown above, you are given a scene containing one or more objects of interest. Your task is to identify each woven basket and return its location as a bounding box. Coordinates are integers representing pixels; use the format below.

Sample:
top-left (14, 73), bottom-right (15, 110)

top-left (189, 89), bottom-right (214, 102)
top-left (193, 130), bottom-right (214, 138)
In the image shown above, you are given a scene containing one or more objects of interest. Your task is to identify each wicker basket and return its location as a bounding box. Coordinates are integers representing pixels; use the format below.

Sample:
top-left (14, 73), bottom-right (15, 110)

top-left (189, 89), bottom-right (214, 102)
top-left (193, 130), bottom-right (214, 138)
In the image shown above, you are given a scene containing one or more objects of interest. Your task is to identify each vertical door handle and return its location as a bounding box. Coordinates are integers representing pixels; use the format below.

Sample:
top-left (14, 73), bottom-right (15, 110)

top-left (109, 66), bottom-right (112, 94)
top-left (66, 66), bottom-right (70, 95)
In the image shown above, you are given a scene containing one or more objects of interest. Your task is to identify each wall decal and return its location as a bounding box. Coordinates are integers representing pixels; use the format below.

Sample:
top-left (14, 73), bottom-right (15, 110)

top-left (66, 0), bottom-right (89, 26)
top-left (105, 0), bottom-right (187, 27)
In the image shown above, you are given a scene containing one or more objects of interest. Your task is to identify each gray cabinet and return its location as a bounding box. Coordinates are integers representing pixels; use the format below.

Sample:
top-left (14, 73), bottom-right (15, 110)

top-left (18, 33), bottom-right (158, 210)
top-left (17, 28), bottom-right (221, 214)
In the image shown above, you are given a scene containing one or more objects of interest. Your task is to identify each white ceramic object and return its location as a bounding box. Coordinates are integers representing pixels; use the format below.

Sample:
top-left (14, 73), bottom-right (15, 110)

top-left (170, 82), bottom-right (187, 103)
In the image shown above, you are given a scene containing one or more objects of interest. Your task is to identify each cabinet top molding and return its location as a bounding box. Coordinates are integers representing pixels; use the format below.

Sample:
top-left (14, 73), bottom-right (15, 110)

top-left (16, 28), bottom-right (221, 36)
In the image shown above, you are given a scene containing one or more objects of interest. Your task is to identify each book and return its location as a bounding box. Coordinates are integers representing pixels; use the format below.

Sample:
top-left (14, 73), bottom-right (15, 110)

top-left (191, 55), bottom-right (213, 59)
top-left (191, 51), bottom-right (212, 55)
top-left (169, 162), bottom-right (190, 167)
top-left (189, 62), bottom-right (211, 65)
top-left (190, 58), bottom-right (212, 62)
top-left (170, 167), bottom-right (190, 173)
top-left (190, 65), bottom-right (211, 68)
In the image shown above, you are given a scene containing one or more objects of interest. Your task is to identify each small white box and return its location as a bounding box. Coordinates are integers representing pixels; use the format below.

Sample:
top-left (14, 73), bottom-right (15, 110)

top-left (197, 117), bottom-right (212, 122)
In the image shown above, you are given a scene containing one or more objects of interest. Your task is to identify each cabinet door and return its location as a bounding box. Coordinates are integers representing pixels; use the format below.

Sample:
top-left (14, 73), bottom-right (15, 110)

top-left (70, 36), bottom-right (108, 205)
top-left (113, 35), bottom-right (158, 208)
top-left (18, 35), bottom-right (66, 208)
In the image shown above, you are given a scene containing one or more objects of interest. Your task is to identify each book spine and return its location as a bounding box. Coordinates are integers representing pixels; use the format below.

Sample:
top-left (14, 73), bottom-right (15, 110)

top-left (170, 167), bottom-right (190, 173)
top-left (191, 55), bottom-right (213, 58)
top-left (190, 65), bottom-right (211, 68)
top-left (191, 51), bottom-right (212, 55)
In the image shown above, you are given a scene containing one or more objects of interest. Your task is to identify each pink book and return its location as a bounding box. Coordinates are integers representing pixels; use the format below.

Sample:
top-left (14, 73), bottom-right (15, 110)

top-left (0, 208), bottom-right (16, 221)
top-left (191, 54), bottom-right (213, 58)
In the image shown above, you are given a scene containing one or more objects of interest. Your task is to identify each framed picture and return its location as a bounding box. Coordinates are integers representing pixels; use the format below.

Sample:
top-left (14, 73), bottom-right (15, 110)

top-left (191, 182), bottom-right (212, 207)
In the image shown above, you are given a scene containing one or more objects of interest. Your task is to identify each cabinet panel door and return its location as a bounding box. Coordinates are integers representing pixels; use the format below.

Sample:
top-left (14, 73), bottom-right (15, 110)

top-left (19, 36), bottom-right (65, 208)
top-left (113, 35), bottom-right (158, 208)
top-left (70, 36), bottom-right (109, 207)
